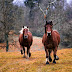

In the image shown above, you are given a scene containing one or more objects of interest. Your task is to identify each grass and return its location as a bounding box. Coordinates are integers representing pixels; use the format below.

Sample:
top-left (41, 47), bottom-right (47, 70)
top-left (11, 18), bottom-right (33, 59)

top-left (0, 48), bottom-right (72, 72)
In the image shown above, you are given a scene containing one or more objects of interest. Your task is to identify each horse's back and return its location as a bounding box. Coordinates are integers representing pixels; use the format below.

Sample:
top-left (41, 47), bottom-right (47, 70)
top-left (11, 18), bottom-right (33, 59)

top-left (28, 31), bottom-right (32, 37)
top-left (53, 30), bottom-right (60, 45)
top-left (28, 31), bottom-right (33, 45)
top-left (19, 34), bottom-right (24, 46)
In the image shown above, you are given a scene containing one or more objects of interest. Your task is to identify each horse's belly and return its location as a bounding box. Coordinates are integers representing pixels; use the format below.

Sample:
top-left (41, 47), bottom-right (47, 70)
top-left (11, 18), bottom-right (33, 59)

top-left (20, 41), bottom-right (28, 47)
top-left (23, 43), bottom-right (28, 47)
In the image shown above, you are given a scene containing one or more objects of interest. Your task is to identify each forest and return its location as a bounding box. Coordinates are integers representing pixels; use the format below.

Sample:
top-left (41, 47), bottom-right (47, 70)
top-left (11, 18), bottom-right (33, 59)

top-left (0, 0), bottom-right (72, 51)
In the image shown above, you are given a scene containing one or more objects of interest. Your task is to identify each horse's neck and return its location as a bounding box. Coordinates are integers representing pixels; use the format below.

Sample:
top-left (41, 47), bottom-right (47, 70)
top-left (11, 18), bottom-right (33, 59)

top-left (50, 31), bottom-right (56, 42)
top-left (47, 36), bottom-right (53, 41)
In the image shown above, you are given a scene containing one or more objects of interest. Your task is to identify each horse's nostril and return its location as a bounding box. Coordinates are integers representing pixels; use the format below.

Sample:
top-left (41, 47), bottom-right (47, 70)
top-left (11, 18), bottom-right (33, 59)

top-left (48, 33), bottom-right (50, 36)
top-left (25, 36), bottom-right (27, 37)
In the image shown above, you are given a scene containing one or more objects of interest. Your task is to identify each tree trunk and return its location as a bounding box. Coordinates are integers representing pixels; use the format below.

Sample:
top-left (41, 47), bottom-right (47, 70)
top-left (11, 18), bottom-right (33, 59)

top-left (5, 33), bottom-right (9, 52)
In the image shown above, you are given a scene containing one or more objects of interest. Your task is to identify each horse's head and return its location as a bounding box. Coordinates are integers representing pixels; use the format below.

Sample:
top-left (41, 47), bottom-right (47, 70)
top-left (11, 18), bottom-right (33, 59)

top-left (23, 26), bottom-right (29, 39)
top-left (44, 21), bottom-right (53, 37)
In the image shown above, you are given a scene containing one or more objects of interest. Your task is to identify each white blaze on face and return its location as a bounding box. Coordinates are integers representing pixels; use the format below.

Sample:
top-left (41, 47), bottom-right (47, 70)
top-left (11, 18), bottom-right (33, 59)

top-left (24, 26), bottom-right (29, 31)
top-left (19, 26), bottom-right (29, 34)
top-left (24, 26), bottom-right (27, 29)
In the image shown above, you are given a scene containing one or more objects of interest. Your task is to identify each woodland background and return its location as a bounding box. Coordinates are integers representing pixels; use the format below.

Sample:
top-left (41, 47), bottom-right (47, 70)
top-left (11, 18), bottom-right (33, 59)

top-left (0, 0), bottom-right (72, 51)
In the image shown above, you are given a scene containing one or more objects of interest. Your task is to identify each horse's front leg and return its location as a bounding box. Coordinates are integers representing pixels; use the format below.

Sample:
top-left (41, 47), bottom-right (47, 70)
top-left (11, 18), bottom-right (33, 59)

top-left (20, 45), bottom-right (23, 54)
top-left (45, 48), bottom-right (49, 64)
top-left (53, 47), bottom-right (59, 63)
top-left (49, 50), bottom-right (52, 62)
top-left (27, 46), bottom-right (31, 58)
top-left (23, 47), bottom-right (26, 58)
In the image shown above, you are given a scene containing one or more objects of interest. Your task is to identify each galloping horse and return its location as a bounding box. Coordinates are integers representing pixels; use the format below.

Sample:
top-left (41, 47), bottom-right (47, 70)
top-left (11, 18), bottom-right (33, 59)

top-left (19, 26), bottom-right (33, 58)
top-left (42, 21), bottom-right (60, 64)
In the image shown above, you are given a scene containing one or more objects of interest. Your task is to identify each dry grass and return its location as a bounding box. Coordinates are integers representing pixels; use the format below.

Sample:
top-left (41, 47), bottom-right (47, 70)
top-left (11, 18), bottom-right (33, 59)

top-left (0, 48), bottom-right (72, 72)
top-left (0, 36), bottom-right (72, 72)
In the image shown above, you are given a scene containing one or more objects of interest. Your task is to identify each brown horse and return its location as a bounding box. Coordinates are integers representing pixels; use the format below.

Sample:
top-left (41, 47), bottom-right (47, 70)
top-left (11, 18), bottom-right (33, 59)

top-left (19, 26), bottom-right (33, 58)
top-left (42, 21), bottom-right (60, 64)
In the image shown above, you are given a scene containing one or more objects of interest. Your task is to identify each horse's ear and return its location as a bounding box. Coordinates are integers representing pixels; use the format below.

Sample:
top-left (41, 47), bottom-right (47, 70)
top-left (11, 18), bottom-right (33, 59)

top-left (50, 21), bottom-right (53, 25)
top-left (46, 21), bottom-right (47, 24)
top-left (23, 26), bottom-right (24, 28)
top-left (50, 21), bottom-right (52, 24)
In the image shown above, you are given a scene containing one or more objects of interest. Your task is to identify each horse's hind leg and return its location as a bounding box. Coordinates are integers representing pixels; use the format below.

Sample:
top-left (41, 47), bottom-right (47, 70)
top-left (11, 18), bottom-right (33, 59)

top-left (53, 47), bottom-right (59, 63)
top-left (23, 47), bottom-right (26, 58)
top-left (49, 50), bottom-right (52, 62)
top-left (27, 46), bottom-right (31, 58)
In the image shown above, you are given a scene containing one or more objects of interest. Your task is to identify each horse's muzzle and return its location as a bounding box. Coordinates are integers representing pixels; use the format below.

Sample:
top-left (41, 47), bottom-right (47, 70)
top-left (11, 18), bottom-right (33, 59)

top-left (47, 31), bottom-right (51, 36)
top-left (24, 35), bottom-right (28, 39)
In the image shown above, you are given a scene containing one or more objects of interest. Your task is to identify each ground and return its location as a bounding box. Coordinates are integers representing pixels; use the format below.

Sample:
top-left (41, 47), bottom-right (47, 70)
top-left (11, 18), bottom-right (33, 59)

top-left (0, 36), bottom-right (72, 72)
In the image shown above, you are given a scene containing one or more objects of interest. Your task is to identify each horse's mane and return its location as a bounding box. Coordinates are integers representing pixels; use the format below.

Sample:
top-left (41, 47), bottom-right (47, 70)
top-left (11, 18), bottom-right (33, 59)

top-left (19, 26), bottom-right (29, 34)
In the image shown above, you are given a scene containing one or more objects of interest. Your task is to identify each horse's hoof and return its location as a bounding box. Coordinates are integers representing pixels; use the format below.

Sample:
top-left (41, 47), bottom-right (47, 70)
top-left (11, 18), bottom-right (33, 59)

top-left (46, 61), bottom-right (49, 64)
top-left (29, 53), bottom-right (31, 57)
top-left (56, 56), bottom-right (59, 60)
top-left (21, 53), bottom-right (23, 55)
top-left (53, 60), bottom-right (56, 64)
top-left (21, 50), bottom-right (23, 55)
top-left (49, 56), bottom-right (52, 62)
top-left (23, 56), bottom-right (26, 58)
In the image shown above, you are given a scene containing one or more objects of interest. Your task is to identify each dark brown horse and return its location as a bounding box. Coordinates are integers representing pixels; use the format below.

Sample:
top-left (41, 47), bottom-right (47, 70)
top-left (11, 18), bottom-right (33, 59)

top-left (42, 21), bottom-right (60, 64)
top-left (19, 26), bottom-right (33, 58)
